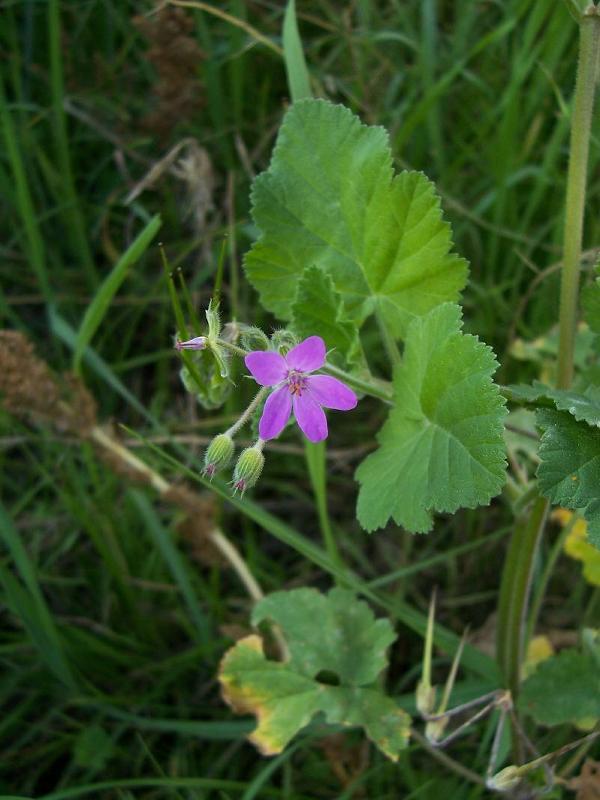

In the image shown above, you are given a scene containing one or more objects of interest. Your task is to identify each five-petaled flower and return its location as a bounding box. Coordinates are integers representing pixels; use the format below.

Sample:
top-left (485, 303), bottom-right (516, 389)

top-left (245, 336), bottom-right (357, 443)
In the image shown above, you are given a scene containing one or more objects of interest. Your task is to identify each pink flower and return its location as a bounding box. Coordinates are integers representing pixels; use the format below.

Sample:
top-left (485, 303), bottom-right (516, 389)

top-left (244, 336), bottom-right (357, 443)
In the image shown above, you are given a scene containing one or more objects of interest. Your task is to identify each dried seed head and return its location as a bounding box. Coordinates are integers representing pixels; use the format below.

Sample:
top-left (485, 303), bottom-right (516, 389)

top-left (0, 331), bottom-right (96, 436)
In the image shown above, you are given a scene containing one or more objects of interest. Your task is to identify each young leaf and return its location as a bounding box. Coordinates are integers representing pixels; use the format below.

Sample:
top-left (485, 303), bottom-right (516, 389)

top-left (218, 587), bottom-right (410, 760)
top-left (291, 265), bottom-right (365, 369)
top-left (244, 99), bottom-right (467, 339)
top-left (537, 409), bottom-right (600, 549)
top-left (356, 303), bottom-right (507, 533)
top-left (520, 648), bottom-right (600, 726)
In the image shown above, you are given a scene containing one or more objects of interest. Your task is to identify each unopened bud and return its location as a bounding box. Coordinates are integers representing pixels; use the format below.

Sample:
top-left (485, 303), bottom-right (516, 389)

top-left (175, 336), bottom-right (207, 351)
top-left (486, 766), bottom-right (520, 793)
top-left (232, 444), bottom-right (265, 494)
top-left (425, 716), bottom-right (448, 745)
top-left (203, 433), bottom-right (235, 478)
top-left (270, 329), bottom-right (297, 353)
top-left (416, 680), bottom-right (437, 718)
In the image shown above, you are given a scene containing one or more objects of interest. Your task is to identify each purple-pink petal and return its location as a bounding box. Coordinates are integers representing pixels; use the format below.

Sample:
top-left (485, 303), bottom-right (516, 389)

top-left (259, 385), bottom-right (292, 440)
top-left (285, 336), bottom-right (326, 373)
top-left (293, 392), bottom-right (328, 442)
top-left (306, 375), bottom-right (358, 410)
top-left (245, 351), bottom-right (287, 386)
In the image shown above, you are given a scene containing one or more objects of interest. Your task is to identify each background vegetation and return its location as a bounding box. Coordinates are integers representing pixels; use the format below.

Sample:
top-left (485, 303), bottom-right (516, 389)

top-left (1, 1), bottom-right (598, 797)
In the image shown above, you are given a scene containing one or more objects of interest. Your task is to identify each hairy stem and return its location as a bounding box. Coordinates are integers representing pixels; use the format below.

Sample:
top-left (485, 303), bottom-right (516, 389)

top-left (557, 9), bottom-right (600, 389)
top-left (226, 388), bottom-right (269, 437)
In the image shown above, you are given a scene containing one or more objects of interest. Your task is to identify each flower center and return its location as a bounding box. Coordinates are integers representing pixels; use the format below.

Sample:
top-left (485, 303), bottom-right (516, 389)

top-left (286, 369), bottom-right (307, 396)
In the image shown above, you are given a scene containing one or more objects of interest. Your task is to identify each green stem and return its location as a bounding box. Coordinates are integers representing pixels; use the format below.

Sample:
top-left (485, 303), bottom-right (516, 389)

top-left (225, 388), bottom-right (269, 437)
top-left (215, 338), bottom-right (394, 403)
top-left (496, 494), bottom-right (549, 757)
top-left (526, 516), bottom-right (574, 643)
top-left (375, 311), bottom-right (402, 369)
top-left (496, 14), bottom-right (600, 760)
top-left (557, 9), bottom-right (600, 389)
top-left (304, 441), bottom-right (343, 584)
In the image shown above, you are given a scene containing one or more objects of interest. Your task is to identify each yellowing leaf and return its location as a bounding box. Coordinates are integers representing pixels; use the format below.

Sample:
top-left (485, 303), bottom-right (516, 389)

top-left (552, 508), bottom-right (600, 587)
top-left (218, 588), bottom-right (411, 760)
top-left (522, 635), bottom-right (554, 680)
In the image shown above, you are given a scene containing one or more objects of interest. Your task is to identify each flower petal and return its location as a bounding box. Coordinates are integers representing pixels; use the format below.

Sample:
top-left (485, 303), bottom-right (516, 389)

top-left (245, 351), bottom-right (287, 386)
top-left (306, 375), bottom-right (358, 410)
top-left (293, 392), bottom-right (328, 442)
top-left (286, 336), bottom-right (326, 373)
top-left (259, 386), bottom-right (292, 440)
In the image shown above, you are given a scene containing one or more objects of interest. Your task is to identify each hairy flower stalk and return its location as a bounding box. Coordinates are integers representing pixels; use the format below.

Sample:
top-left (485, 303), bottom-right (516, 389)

top-left (245, 336), bottom-right (358, 443)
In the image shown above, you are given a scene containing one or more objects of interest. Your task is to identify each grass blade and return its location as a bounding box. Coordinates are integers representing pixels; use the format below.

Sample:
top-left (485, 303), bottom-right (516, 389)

top-left (73, 214), bottom-right (162, 372)
top-left (0, 502), bottom-right (77, 690)
top-left (283, 0), bottom-right (311, 102)
top-left (129, 489), bottom-right (210, 646)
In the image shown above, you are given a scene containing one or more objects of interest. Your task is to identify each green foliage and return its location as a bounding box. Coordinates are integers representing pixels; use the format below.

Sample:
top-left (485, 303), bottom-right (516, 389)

top-left (507, 381), bottom-right (600, 426)
top-left (291, 265), bottom-right (364, 369)
top-left (537, 409), bottom-right (600, 548)
top-left (73, 725), bottom-right (114, 771)
top-left (356, 304), bottom-right (507, 533)
top-left (219, 588), bottom-right (410, 760)
top-left (282, 0), bottom-right (311, 102)
top-left (180, 354), bottom-right (232, 410)
top-left (244, 99), bottom-right (468, 340)
top-left (582, 264), bottom-right (600, 335)
top-left (520, 647), bottom-right (600, 726)
top-left (73, 215), bottom-right (162, 372)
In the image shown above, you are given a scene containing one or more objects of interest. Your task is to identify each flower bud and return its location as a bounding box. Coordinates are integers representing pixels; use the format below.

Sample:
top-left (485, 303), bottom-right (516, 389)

top-left (270, 329), bottom-right (298, 353)
top-left (175, 336), bottom-right (207, 351)
top-left (203, 433), bottom-right (234, 478)
top-left (416, 679), bottom-right (437, 718)
top-left (486, 766), bottom-right (520, 793)
top-left (425, 716), bottom-right (448, 745)
top-left (232, 445), bottom-right (265, 494)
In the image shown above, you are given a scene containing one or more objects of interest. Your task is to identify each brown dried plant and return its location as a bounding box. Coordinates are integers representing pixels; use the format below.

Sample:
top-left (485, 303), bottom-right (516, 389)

top-left (0, 330), bottom-right (97, 436)
top-left (0, 331), bottom-right (240, 576)
top-left (133, 6), bottom-right (204, 141)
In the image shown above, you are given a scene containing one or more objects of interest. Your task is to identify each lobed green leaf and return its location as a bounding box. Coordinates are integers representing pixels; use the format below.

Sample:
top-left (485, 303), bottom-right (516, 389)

top-left (537, 409), bottom-right (600, 548)
top-left (244, 99), bottom-right (467, 339)
top-left (356, 303), bottom-right (507, 533)
top-left (290, 265), bottom-right (365, 369)
top-left (520, 647), bottom-right (600, 726)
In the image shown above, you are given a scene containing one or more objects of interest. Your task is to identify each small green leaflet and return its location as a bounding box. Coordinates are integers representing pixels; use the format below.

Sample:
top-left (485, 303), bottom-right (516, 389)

top-left (537, 409), bottom-right (600, 548)
top-left (244, 99), bottom-right (467, 340)
top-left (356, 303), bottom-right (507, 533)
top-left (291, 265), bottom-right (364, 369)
top-left (218, 588), bottom-right (410, 760)
top-left (520, 647), bottom-right (600, 726)
top-left (507, 381), bottom-right (600, 427)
